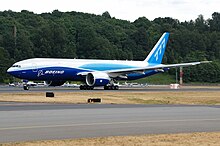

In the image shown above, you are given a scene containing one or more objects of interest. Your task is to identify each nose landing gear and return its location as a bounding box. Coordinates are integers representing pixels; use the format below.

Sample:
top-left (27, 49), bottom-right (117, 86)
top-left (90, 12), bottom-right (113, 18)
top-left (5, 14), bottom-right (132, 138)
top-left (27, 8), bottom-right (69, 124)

top-left (23, 84), bottom-right (30, 90)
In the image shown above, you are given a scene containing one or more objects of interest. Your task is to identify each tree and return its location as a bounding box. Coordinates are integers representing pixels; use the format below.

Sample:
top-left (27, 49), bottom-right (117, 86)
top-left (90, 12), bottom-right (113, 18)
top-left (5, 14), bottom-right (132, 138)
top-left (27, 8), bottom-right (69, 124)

top-left (134, 17), bottom-right (151, 29)
top-left (195, 15), bottom-right (208, 32)
top-left (102, 11), bottom-right (111, 19)
top-left (76, 26), bottom-right (97, 58)
top-left (0, 47), bottom-right (12, 82)
top-left (209, 12), bottom-right (220, 31)
top-left (15, 30), bottom-right (34, 60)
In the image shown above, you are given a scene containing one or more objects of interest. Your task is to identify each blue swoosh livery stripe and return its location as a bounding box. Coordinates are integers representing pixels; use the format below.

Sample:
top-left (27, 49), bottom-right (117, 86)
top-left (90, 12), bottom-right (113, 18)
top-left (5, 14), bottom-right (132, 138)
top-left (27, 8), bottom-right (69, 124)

top-left (79, 63), bottom-right (136, 71)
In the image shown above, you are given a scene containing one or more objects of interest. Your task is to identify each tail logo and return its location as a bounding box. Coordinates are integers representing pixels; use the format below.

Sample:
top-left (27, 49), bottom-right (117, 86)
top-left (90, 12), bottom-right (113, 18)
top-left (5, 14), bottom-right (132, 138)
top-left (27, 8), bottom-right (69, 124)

top-left (144, 32), bottom-right (169, 64)
top-left (154, 38), bottom-right (166, 61)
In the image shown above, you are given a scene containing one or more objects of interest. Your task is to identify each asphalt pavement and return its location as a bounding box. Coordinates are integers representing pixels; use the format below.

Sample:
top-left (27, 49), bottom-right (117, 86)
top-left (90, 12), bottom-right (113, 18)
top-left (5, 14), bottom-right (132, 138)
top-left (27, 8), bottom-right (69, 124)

top-left (0, 103), bottom-right (220, 143)
top-left (0, 85), bottom-right (219, 93)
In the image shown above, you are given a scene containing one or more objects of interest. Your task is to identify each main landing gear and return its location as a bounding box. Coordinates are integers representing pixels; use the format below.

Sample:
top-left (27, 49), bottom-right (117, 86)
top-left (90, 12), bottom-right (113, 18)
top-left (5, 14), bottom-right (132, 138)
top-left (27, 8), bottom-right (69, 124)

top-left (104, 85), bottom-right (119, 90)
top-left (79, 85), bottom-right (94, 90)
top-left (104, 79), bottom-right (119, 90)
top-left (79, 79), bottom-right (119, 90)
top-left (79, 85), bottom-right (119, 90)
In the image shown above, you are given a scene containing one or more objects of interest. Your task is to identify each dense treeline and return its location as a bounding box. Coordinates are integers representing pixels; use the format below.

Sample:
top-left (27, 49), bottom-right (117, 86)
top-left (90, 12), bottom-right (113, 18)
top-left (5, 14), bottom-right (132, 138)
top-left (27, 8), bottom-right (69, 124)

top-left (0, 10), bottom-right (220, 83)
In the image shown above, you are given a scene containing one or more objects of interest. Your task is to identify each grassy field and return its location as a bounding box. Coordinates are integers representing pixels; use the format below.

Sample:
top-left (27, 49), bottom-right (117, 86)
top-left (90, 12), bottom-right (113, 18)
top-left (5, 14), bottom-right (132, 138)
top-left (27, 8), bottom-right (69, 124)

top-left (2, 132), bottom-right (220, 146)
top-left (0, 90), bottom-right (220, 105)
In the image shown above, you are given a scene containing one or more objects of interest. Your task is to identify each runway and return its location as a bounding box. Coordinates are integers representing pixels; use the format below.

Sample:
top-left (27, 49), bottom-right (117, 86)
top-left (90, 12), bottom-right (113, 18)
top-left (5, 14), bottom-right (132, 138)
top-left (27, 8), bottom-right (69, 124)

top-left (0, 85), bottom-right (220, 93)
top-left (0, 102), bottom-right (220, 143)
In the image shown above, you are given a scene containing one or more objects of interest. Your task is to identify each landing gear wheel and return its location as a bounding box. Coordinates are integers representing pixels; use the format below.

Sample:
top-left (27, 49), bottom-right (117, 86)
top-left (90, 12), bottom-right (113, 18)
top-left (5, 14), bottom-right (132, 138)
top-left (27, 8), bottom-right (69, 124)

top-left (80, 85), bottom-right (94, 90)
top-left (80, 85), bottom-right (84, 90)
top-left (104, 86), bottom-right (108, 90)
top-left (114, 85), bottom-right (119, 90)
top-left (88, 86), bottom-right (94, 90)
top-left (23, 85), bottom-right (29, 90)
top-left (104, 85), bottom-right (119, 90)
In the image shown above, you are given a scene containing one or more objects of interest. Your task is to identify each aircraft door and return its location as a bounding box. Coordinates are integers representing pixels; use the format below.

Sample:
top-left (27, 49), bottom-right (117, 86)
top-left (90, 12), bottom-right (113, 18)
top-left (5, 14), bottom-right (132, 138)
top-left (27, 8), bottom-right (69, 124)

top-left (32, 63), bottom-right (38, 72)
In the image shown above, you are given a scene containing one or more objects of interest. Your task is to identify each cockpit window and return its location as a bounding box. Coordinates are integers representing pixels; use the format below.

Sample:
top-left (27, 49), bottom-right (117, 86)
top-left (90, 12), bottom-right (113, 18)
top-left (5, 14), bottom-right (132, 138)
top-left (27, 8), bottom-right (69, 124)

top-left (12, 65), bottom-right (21, 68)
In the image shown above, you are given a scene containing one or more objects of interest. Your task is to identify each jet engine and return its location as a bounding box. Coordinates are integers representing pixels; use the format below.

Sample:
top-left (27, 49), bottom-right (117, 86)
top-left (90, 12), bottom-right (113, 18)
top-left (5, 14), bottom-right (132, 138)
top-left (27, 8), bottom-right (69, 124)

top-left (45, 80), bottom-right (66, 86)
top-left (86, 72), bottom-right (110, 86)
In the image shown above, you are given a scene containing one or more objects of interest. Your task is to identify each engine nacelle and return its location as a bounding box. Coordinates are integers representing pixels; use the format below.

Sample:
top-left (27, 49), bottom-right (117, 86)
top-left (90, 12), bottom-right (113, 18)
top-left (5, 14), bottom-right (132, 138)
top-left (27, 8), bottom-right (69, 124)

top-left (86, 72), bottom-right (110, 86)
top-left (45, 80), bottom-right (66, 86)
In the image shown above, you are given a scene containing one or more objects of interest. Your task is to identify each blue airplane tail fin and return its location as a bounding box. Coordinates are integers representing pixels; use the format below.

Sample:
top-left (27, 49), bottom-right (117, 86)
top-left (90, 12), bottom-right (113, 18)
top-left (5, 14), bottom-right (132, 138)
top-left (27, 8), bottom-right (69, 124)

top-left (144, 32), bottom-right (169, 64)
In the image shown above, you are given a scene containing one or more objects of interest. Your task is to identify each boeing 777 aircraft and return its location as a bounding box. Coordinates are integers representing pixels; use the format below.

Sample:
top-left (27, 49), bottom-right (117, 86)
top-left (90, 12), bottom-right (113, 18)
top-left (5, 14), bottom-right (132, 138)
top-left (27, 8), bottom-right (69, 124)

top-left (7, 32), bottom-right (208, 90)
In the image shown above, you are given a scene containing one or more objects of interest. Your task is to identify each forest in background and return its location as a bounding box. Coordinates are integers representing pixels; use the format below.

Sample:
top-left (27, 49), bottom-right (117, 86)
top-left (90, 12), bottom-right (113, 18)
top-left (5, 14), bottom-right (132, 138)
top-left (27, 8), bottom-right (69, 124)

top-left (0, 10), bottom-right (220, 83)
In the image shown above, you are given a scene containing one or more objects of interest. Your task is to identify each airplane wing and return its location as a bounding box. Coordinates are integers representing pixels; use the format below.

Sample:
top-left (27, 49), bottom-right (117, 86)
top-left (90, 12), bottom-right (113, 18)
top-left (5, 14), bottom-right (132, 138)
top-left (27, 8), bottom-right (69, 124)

top-left (77, 61), bottom-right (211, 77)
top-left (106, 61), bottom-right (211, 77)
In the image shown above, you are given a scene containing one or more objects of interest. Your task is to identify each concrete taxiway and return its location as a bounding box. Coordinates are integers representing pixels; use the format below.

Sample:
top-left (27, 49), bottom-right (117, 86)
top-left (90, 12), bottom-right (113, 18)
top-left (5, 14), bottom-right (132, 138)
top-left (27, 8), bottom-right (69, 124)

top-left (0, 103), bottom-right (220, 143)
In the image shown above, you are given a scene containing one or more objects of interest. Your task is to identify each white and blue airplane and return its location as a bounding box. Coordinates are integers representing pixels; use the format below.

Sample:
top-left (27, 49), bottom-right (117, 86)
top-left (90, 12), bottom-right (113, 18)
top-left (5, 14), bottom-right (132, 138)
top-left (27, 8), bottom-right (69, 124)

top-left (7, 32), bottom-right (207, 90)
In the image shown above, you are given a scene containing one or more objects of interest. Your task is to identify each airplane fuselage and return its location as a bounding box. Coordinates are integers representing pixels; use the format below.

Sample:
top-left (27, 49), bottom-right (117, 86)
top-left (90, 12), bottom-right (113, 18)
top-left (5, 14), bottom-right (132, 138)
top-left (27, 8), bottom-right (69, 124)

top-left (7, 58), bottom-right (161, 81)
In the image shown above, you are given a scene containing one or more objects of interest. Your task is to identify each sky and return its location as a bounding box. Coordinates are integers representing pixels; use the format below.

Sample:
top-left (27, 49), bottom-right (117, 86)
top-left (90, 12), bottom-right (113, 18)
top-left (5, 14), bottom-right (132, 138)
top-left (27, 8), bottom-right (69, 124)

top-left (0, 0), bottom-right (219, 22)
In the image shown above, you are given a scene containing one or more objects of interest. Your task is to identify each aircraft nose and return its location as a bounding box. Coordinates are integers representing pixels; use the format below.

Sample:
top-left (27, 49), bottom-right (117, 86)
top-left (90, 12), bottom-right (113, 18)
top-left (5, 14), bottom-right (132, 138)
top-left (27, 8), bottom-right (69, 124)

top-left (7, 67), bottom-right (12, 73)
top-left (7, 67), bottom-right (22, 78)
top-left (7, 67), bottom-right (14, 76)
top-left (7, 67), bottom-right (17, 76)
